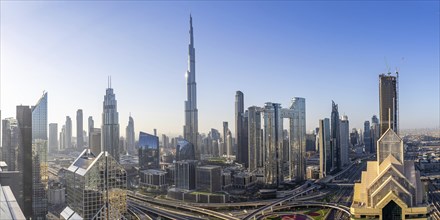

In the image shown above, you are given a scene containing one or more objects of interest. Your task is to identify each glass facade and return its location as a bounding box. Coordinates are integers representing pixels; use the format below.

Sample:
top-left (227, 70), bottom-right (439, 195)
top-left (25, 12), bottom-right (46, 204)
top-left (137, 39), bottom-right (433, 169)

top-left (289, 97), bottom-right (306, 181)
top-left (65, 149), bottom-right (127, 219)
top-left (176, 139), bottom-right (195, 161)
top-left (31, 92), bottom-right (48, 219)
top-left (378, 129), bottom-right (403, 165)
top-left (138, 132), bottom-right (160, 169)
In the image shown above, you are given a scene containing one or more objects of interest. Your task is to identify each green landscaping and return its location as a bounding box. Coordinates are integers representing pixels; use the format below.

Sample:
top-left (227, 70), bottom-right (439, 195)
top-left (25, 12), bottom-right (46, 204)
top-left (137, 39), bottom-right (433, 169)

top-left (305, 208), bottom-right (330, 220)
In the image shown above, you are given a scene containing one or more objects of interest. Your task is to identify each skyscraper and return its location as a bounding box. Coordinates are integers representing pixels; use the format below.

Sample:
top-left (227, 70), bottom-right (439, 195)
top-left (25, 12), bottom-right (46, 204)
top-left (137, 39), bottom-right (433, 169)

top-left (226, 130), bottom-right (233, 158)
top-left (340, 115), bottom-right (350, 166)
top-left (90, 128), bottom-right (101, 155)
top-left (319, 118), bottom-right (331, 178)
top-left (138, 132), bottom-right (159, 170)
top-left (60, 125), bottom-right (65, 150)
top-left (49, 123), bottom-right (58, 153)
top-left (126, 115), bottom-right (135, 155)
top-left (364, 121), bottom-right (372, 153)
top-left (16, 105), bottom-right (32, 218)
top-left (102, 78), bottom-right (120, 162)
top-left (289, 97), bottom-right (306, 181)
top-left (235, 91), bottom-right (244, 163)
top-left (183, 15), bottom-right (199, 160)
top-left (351, 73), bottom-right (427, 219)
top-left (330, 100), bottom-right (341, 171)
top-left (263, 103), bottom-right (283, 186)
top-left (222, 121), bottom-right (228, 155)
top-left (65, 116), bottom-right (72, 149)
top-left (248, 106), bottom-right (262, 172)
top-left (63, 149), bottom-right (127, 219)
top-left (379, 73), bottom-right (398, 136)
top-left (76, 109), bottom-right (84, 148)
top-left (31, 93), bottom-right (48, 219)
top-left (88, 116), bottom-right (94, 147)
top-left (371, 115), bottom-right (380, 154)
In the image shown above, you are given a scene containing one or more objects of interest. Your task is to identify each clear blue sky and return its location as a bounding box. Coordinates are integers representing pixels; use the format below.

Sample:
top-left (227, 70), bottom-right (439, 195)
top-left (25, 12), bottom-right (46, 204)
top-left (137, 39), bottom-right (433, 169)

top-left (1, 1), bottom-right (439, 137)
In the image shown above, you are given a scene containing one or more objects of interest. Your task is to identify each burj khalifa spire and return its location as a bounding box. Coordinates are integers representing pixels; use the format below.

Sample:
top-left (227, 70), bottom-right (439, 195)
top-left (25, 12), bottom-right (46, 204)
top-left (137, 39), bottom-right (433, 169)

top-left (184, 14), bottom-right (199, 160)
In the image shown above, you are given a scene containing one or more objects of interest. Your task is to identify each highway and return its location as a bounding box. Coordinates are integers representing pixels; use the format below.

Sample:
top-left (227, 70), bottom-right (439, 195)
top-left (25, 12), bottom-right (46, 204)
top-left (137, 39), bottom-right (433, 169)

top-left (127, 192), bottom-right (239, 220)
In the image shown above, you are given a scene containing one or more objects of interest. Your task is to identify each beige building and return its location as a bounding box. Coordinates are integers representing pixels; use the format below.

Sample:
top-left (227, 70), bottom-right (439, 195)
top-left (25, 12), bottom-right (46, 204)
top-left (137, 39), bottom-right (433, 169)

top-left (351, 127), bottom-right (429, 219)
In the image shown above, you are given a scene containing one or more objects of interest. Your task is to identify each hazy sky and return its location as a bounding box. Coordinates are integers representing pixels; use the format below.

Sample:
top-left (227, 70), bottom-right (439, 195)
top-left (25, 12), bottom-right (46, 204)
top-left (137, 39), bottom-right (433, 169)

top-left (1, 1), bottom-right (439, 137)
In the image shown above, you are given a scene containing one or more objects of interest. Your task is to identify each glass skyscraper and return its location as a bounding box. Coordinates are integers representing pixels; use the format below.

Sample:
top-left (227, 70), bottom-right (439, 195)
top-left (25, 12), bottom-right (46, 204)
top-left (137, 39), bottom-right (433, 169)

top-left (138, 132), bottom-right (159, 170)
top-left (102, 79), bottom-right (120, 162)
top-left (289, 97), bottom-right (306, 181)
top-left (64, 149), bottom-right (127, 219)
top-left (31, 92), bottom-right (48, 219)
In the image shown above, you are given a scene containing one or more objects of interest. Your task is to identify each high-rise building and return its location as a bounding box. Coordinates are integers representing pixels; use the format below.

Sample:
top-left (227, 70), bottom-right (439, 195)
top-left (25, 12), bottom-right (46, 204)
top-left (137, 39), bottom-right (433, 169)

top-left (88, 116), bottom-right (94, 147)
top-left (263, 103), bottom-right (283, 186)
top-left (226, 130), bottom-right (233, 158)
top-left (138, 132), bottom-right (159, 170)
top-left (59, 126), bottom-right (64, 150)
top-left (31, 92), bottom-right (48, 219)
top-left (49, 123), bottom-right (58, 153)
top-left (248, 106), bottom-right (262, 172)
top-left (319, 118), bottom-right (331, 178)
top-left (222, 121), bottom-right (228, 155)
top-left (63, 149), bottom-right (127, 219)
top-left (183, 15), bottom-right (199, 160)
top-left (90, 128), bottom-right (101, 155)
top-left (65, 116), bottom-right (72, 149)
top-left (350, 128), bottom-right (359, 147)
top-left (351, 72), bottom-right (427, 219)
top-left (340, 115), bottom-right (350, 166)
top-left (289, 97), bottom-right (306, 181)
top-left (174, 160), bottom-right (197, 190)
top-left (102, 78), bottom-right (120, 162)
top-left (16, 105), bottom-right (32, 218)
top-left (330, 100), bottom-right (341, 171)
top-left (76, 109), bottom-right (84, 148)
top-left (126, 115), bottom-right (135, 155)
top-left (2, 118), bottom-right (19, 171)
top-left (364, 121), bottom-right (372, 153)
top-left (371, 115), bottom-right (380, 154)
top-left (379, 73), bottom-right (398, 136)
top-left (235, 91), bottom-right (248, 167)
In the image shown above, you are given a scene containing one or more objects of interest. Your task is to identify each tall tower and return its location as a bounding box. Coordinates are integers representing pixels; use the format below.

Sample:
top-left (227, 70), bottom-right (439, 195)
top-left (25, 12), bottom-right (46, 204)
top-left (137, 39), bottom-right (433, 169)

top-left (235, 91), bottom-right (245, 165)
top-left (102, 77), bottom-right (120, 162)
top-left (76, 109), bottom-right (84, 148)
top-left (289, 97), bottom-right (306, 181)
top-left (65, 116), bottom-right (72, 149)
top-left (248, 106), bottom-right (262, 172)
top-left (184, 15), bottom-right (199, 160)
top-left (88, 116), bottom-right (94, 147)
top-left (263, 103), bottom-right (283, 187)
top-left (339, 115), bottom-right (349, 166)
top-left (48, 123), bottom-right (58, 153)
top-left (330, 100), bottom-right (341, 171)
top-left (379, 73), bottom-right (398, 136)
top-left (31, 92), bottom-right (48, 219)
top-left (17, 105), bottom-right (32, 218)
top-left (222, 121), bottom-right (228, 155)
top-left (126, 115), bottom-right (135, 155)
top-left (318, 118), bottom-right (331, 178)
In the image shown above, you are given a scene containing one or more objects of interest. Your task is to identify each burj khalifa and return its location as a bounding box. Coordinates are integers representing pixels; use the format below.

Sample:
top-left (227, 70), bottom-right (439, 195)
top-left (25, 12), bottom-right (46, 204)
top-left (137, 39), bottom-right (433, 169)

top-left (184, 15), bottom-right (199, 160)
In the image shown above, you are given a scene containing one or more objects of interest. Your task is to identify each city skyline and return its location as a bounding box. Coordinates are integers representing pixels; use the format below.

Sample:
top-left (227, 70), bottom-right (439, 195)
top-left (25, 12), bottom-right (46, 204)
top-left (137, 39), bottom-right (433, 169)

top-left (1, 1), bottom-right (439, 137)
